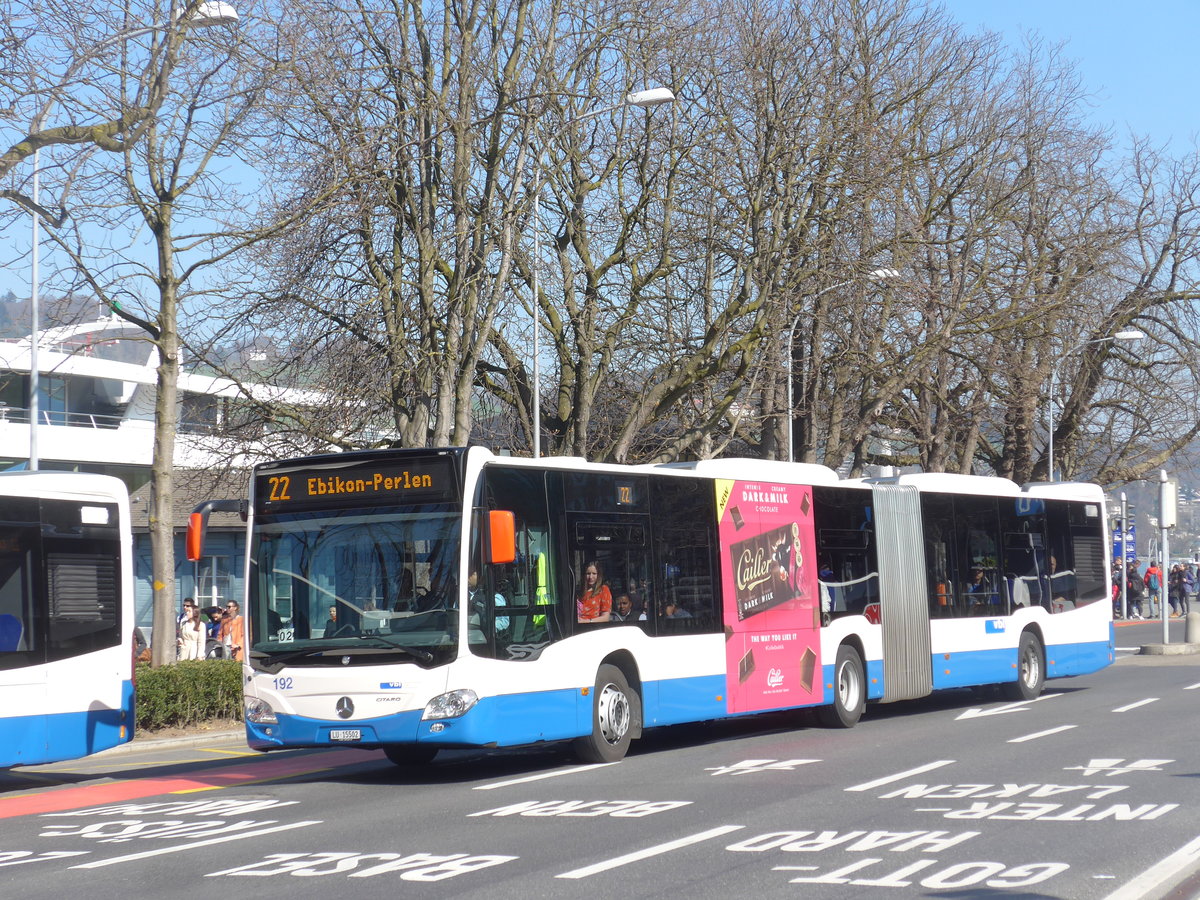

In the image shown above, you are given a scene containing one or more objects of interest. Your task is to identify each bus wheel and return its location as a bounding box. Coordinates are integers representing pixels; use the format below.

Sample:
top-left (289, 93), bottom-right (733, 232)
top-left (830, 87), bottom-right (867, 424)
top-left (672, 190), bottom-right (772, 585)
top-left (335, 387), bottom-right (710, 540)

top-left (817, 645), bottom-right (865, 728)
top-left (574, 664), bottom-right (634, 763)
top-left (383, 744), bottom-right (438, 766)
top-left (1002, 632), bottom-right (1045, 701)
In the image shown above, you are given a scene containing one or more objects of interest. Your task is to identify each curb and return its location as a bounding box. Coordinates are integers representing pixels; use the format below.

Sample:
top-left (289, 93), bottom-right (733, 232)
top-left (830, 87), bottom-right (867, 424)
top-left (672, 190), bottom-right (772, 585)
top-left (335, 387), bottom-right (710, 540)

top-left (1139, 643), bottom-right (1200, 656)
top-left (94, 728), bottom-right (247, 758)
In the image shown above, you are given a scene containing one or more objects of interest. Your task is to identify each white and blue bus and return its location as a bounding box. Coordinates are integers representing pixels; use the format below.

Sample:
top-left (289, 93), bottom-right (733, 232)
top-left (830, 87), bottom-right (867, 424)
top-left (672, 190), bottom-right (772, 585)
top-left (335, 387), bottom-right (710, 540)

top-left (0, 471), bottom-right (135, 767)
top-left (208, 447), bottom-right (1113, 765)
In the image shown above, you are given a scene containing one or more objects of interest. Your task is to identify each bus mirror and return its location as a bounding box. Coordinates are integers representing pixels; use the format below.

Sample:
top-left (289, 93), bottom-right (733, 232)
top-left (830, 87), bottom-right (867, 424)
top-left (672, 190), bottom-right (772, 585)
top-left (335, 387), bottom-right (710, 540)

top-left (186, 512), bottom-right (205, 561)
top-left (186, 499), bottom-right (246, 562)
top-left (489, 510), bottom-right (516, 564)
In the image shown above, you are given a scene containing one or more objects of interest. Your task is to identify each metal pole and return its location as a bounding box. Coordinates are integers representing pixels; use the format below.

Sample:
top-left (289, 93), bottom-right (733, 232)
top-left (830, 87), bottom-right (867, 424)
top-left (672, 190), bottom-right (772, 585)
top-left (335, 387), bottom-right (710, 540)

top-left (29, 149), bottom-right (40, 471)
top-left (531, 162), bottom-right (541, 459)
top-left (1160, 470), bottom-right (1170, 643)
top-left (785, 311), bottom-right (804, 464)
top-left (1120, 491), bottom-right (1128, 620)
top-left (1047, 364), bottom-right (1056, 482)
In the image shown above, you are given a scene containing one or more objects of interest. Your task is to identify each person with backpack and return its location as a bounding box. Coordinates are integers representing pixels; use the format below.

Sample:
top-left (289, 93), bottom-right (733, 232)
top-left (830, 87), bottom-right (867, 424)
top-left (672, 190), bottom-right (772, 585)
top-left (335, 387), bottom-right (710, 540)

top-left (1126, 561), bottom-right (1145, 619)
top-left (1144, 562), bottom-right (1163, 618)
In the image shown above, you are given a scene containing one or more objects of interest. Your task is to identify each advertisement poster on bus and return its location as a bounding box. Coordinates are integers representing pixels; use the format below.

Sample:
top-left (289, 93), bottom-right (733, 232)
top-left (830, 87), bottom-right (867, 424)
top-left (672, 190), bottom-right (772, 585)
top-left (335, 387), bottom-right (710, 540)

top-left (715, 479), bottom-right (821, 715)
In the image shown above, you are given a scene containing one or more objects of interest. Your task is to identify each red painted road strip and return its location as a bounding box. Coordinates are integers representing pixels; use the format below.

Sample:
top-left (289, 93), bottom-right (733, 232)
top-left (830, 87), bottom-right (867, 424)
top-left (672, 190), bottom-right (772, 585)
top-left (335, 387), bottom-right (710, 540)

top-left (0, 748), bottom-right (382, 820)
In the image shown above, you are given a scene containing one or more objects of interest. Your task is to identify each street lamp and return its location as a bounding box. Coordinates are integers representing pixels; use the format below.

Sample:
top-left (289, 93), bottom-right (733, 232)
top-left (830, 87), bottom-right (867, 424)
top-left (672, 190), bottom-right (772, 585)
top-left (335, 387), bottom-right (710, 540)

top-left (1046, 328), bottom-right (1144, 482)
top-left (25, 1), bottom-right (238, 470)
top-left (529, 87), bottom-right (676, 459)
top-left (784, 268), bottom-right (900, 464)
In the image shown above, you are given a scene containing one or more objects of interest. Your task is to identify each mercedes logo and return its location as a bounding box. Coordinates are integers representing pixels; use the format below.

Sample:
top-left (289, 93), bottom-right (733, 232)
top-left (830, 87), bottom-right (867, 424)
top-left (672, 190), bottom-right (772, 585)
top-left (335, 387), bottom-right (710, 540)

top-left (335, 696), bottom-right (354, 719)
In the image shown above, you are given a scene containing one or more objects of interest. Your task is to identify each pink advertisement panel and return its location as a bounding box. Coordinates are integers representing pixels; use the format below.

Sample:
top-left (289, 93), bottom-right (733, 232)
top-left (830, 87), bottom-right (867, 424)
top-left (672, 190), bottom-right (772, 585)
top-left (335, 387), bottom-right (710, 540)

top-left (716, 479), bottom-right (821, 714)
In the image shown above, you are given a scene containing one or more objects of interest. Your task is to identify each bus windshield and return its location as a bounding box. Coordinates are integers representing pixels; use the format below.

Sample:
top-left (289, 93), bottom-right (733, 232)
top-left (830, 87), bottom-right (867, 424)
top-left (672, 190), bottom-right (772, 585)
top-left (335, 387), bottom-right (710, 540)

top-left (247, 503), bottom-right (462, 668)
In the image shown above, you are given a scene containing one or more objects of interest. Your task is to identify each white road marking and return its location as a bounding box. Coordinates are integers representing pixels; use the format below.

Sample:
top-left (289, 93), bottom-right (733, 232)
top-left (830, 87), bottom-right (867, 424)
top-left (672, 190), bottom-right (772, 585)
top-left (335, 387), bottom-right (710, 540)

top-left (845, 761), bottom-right (956, 792)
top-left (1112, 698), bottom-right (1159, 712)
top-left (474, 763), bottom-right (618, 790)
top-left (555, 825), bottom-right (745, 879)
top-left (956, 692), bottom-right (1062, 720)
top-left (1184, 681), bottom-right (1200, 691)
top-left (1007, 725), bottom-right (1076, 743)
top-left (1101, 832), bottom-right (1200, 900)
top-left (70, 820), bottom-right (322, 869)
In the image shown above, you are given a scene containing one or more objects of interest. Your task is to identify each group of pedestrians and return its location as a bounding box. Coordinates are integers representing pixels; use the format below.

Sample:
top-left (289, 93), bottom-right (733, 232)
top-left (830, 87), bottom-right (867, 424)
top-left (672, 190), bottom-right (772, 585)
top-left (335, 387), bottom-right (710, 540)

top-left (1116, 560), bottom-right (1195, 619)
top-left (176, 597), bottom-right (244, 660)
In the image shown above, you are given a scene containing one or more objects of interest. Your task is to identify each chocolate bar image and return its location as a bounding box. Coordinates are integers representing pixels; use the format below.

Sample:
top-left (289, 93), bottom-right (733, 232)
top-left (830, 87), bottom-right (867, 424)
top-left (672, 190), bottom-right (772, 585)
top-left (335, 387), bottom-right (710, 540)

top-left (731, 505), bottom-right (745, 530)
top-left (799, 646), bottom-right (817, 692)
top-left (730, 523), bottom-right (795, 620)
top-left (738, 647), bottom-right (756, 682)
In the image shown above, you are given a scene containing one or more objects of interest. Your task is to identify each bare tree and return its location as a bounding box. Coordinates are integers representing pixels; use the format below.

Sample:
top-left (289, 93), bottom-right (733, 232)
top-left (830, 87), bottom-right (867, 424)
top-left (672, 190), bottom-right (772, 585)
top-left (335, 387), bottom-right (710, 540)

top-left (27, 2), bottom-right (280, 665)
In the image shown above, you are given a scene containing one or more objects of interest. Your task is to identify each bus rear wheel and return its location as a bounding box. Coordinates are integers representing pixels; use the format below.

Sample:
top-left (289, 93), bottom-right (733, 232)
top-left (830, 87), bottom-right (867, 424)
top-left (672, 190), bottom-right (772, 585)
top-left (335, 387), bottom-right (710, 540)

top-left (383, 744), bottom-right (438, 766)
top-left (1001, 632), bottom-right (1045, 701)
top-left (817, 645), bottom-right (865, 728)
top-left (574, 664), bottom-right (635, 763)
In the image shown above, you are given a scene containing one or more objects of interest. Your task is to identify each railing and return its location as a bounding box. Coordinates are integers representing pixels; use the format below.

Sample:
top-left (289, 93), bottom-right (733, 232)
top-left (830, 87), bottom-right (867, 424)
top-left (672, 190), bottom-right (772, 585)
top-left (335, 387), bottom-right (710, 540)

top-left (0, 405), bottom-right (227, 434)
top-left (0, 407), bottom-right (125, 429)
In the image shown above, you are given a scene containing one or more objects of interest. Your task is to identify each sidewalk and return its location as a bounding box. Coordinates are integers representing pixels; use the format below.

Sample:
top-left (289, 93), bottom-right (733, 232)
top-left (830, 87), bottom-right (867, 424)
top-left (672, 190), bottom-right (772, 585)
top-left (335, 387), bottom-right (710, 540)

top-left (96, 725), bottom-right (247, 757)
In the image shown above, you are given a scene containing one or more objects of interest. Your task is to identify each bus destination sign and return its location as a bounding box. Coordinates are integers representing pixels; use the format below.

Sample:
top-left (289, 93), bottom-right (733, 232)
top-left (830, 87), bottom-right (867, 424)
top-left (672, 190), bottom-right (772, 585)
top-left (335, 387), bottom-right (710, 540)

top-left (256, 458), bottom-right (454, 510)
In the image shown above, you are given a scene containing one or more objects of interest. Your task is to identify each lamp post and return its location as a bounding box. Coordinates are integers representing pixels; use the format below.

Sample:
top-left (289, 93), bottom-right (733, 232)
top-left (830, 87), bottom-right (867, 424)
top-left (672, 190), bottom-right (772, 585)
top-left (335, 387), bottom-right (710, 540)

top-left (1046, 328), bottom-right (1144, 482)
top-left (784, 268), bottom-right (900, 464)
top-left (529, 87), bottom-right (675, 459)
top-left (25, 1), bottom-right (238, 470)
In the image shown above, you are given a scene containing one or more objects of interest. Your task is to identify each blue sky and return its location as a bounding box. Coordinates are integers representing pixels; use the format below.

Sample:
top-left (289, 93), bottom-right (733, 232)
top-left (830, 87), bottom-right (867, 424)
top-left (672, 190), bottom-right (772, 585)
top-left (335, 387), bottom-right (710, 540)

top-left (941, 0), bottom-right (1199, 154)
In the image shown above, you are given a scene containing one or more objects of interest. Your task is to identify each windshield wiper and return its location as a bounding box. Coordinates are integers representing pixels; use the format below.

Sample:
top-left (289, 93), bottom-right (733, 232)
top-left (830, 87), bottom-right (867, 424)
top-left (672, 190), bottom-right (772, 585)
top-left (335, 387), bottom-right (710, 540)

top-left (249, 646), bottom-right (336, 673)
top-left (355, 633), bottom-right (435, 663)
top-left (250, 636), bottom-right (434, 670)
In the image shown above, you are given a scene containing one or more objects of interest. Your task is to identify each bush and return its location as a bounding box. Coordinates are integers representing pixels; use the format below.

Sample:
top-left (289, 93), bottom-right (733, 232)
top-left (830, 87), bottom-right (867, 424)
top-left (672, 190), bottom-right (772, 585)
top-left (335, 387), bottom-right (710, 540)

top-left (135, 658), bottom-right (243, 731)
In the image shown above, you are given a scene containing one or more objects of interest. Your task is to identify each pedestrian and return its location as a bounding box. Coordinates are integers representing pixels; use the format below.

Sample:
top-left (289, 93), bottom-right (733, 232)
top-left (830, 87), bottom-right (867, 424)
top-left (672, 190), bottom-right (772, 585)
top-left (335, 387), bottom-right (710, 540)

top-left (1183, 565), bottom-right (1196, 617)
top-left (1126, 562), bottom-right (1145, 619)
top-left (220, 600), bottom-right (245, 661)
top-left (1168, 564), bottom-right (1184, 617)
top-left (1143, 562), bottom-right (1162, 618)
top-left (177, 603), bottom-right (204, 660)
top-left (177, 597), bottom-right (195, 628)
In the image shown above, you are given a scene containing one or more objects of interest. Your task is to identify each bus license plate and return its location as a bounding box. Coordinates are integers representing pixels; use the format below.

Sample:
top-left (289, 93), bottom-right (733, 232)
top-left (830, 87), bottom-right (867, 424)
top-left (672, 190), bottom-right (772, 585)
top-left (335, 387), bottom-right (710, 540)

top-left (329, 729), bottom-right (362, 742)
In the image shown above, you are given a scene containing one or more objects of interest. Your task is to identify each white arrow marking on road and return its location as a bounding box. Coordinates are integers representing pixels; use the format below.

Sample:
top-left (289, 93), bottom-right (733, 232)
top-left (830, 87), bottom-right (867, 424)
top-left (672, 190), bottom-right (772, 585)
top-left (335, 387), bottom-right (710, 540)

top-left (71, 820), bottom-right (322, 869)
top-left (474, 763), bottom-right (618, 790)
top-left (955, 691), bottom-right (1062, 720)
top-left (845, 760), bottom-right (956, 792)
top-left (556, 825), bottom-right (745, 879)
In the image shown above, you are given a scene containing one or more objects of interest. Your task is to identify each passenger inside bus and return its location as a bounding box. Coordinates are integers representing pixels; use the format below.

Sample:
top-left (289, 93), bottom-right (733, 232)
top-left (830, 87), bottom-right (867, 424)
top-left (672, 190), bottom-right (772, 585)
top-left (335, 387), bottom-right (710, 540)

top-left (577, 561), bottom-right (612, 623)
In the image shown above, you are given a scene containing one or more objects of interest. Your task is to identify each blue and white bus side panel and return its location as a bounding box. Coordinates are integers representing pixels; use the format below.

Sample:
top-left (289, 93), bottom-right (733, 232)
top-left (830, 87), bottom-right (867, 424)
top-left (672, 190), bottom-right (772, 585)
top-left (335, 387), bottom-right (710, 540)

top-left (1, 647), bottom-right (135, 767)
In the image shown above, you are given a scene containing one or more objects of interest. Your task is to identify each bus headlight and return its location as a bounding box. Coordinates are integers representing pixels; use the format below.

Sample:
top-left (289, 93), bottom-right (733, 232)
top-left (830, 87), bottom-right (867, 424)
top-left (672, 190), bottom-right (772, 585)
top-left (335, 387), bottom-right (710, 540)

top-left (245, 697), bottom-right (278, 724)
top-left (422, 689), bottom-right (478, 720)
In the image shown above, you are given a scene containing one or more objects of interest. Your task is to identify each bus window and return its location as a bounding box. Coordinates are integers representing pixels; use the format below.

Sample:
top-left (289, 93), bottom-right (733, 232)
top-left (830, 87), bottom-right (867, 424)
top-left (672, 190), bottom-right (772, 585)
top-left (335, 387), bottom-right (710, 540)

top-left (476, 466), bottom-right (561, 659)
top-left (0, 530), bottom-right (34, 663)
top-left (813, 486), bottom-right (880, 621)
top-left (651, 478), bottom-right (719, 634)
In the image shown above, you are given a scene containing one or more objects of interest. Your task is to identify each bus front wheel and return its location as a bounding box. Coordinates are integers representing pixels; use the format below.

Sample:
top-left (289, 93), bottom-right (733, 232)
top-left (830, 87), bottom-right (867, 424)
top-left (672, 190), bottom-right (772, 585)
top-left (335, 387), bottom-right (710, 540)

top-left (574, 664), bottom-right (635, 763)
top-left (817, 645), bottom-right (865, 728)
top-left (1001, 632), bottom-right (1045, 701)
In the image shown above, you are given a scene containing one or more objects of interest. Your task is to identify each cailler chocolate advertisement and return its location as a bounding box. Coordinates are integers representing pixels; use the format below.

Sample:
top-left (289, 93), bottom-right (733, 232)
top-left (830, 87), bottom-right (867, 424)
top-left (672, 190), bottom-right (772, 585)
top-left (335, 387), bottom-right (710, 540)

top-left (715, 479), bottom-right (821, 714)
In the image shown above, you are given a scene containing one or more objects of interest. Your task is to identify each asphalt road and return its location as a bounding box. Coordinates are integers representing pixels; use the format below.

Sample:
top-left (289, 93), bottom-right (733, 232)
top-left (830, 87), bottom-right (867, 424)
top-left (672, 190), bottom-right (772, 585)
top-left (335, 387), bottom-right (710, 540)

top-left (1, 625), bottom-right (1197, 900)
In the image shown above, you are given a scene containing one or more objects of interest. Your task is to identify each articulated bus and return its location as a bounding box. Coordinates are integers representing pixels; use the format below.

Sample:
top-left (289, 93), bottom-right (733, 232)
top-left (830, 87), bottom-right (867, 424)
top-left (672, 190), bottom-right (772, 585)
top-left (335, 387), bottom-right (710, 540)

top-left (0, 471), bottom-right (135, 767)
top-left (212, 447), bottom-right (1113, 765)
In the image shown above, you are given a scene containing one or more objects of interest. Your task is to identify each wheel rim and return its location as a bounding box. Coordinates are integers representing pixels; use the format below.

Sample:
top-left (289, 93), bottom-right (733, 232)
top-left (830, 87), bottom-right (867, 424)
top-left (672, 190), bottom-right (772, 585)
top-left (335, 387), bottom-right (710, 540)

top-left (1020, 644), bottom-right (1041, 688)
top-left (596, 682), bottom-right (631, 746)
top-left (837, 659), bottom-right (861, 710)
